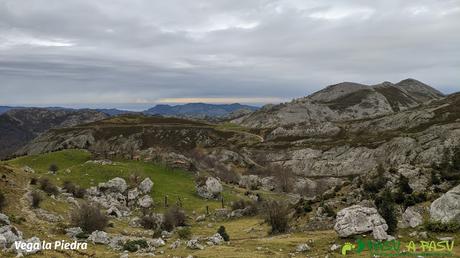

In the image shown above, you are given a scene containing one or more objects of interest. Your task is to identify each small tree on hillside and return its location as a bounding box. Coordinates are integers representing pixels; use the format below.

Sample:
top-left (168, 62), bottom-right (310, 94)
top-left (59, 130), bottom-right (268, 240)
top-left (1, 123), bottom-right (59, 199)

top-left (49, 164), bottom-right (58, 173)
top-left (375, 188), bottom-right (397, 235)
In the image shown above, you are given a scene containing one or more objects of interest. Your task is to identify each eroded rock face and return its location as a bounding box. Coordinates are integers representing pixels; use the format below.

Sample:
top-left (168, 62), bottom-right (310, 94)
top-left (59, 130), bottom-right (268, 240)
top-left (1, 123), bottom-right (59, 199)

top-left (430, 184), bottom-right (460, 223)
top-left (334, 205), bottom-right (388, 239)
top-left (196, 177), bottom-right (223, 199)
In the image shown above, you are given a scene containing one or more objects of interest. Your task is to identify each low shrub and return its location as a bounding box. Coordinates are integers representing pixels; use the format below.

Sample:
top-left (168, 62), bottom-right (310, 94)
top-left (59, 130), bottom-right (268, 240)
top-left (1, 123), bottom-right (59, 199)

top-left (140, 214), bottom-right (162, 230)
top-left (230, 199), bottom-right (259, 216)
top-left (217, 226), bottom-right (230, 241)
top-left (177, 227), bottom-right (192, 239)
top-left (71, 203), bottom-right (108, 233)
top-left (49, 164), bottom-right (59, 173)
top-left (123, 239), bottom-right (148, 252)
top-left (63, 181), bottom-right (86, 198)
top-left (425, 221), bottom-right (460, 233)
top-left (30, 191), bottom-right (43, 208)
top-left (30, 177), bottom-right (37, 185)
top-left (38, 178), bottom-right (59, 195)
top-left (163, 206), bottom-right (186, 231)
top-left (262, 200), bottom-right (290, 234)
top-left (0, 191), bottom-right (6, 211)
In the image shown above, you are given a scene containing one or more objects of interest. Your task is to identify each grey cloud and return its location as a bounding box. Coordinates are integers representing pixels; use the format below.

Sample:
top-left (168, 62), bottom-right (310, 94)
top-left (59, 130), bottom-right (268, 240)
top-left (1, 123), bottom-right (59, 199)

top-left (0, 0), bottom-right (459, 108)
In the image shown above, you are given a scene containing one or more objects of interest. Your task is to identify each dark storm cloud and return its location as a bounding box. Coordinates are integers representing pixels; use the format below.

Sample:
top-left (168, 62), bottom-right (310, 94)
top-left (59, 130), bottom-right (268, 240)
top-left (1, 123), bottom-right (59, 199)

top-left (0, 0), bottom-right (459, 109)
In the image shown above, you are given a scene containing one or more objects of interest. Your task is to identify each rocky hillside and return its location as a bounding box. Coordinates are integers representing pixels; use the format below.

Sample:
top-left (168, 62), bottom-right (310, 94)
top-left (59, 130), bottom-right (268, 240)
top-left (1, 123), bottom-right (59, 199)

top-left (144, 103), bottom-right (258, 119)
top-left (235, 79), bottom-right (443, 129)
top-left (0, 108), bottom-right (108, 159)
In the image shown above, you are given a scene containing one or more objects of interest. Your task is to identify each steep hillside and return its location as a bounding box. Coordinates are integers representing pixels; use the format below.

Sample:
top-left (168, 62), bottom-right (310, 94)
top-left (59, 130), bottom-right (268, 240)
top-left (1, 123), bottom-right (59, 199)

top-left (235, 79), bottom-right (443, 129)
top-left (144, 103), bottom-right (258, 119)
top-left (0, 108), bottom-right (108, 159)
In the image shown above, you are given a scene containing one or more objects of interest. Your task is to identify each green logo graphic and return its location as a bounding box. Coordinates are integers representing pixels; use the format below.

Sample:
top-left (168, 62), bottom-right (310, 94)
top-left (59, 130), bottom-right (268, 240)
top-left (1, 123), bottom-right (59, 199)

top-left (341, 239), bottom-right (454, 257)
top-left (341, 242), bottom-right (356, 255)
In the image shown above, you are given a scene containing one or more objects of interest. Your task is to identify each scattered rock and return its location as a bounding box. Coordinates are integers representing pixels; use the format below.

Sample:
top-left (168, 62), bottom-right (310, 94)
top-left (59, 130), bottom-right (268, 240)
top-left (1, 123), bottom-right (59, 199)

top-left (138, 178), bottom-right (154, 194)
top-left (295, 243), bottom-right (311, 252)
top-left (65, 227), bottom-right (83, 239)
top-left (107, 206), bottom-right (123, 218)
top-left (196, 177), bottom-right (223, 199)
top-left (170, 240), bottom-right (181, 249)
top-left (207, 233), bottom-right (224, 245)
top-left (372, 225), bottom-right (390, 241)
top-left (127, 188), bottom-right (139, 201)
top-left (98, 178), bottom-right (127, 193)
top-left (137, 195), bottom-right (154, 208)
top-left (0, 213), bottom-right (10, 226)
top-left (330, 244), bottom-right (341, 251)
top-left (399, 206), bottom-right (423, 228)
top-left (22, 166), bottom-right (35, 174)
top-left (14, 237), bottom-right (41, 255)
top-left (430, 184), bottom-right (460, 223)
top-left (195, 215), bottom-right (206, 222)
top-left (186, 239), bottom-right (204, 250)
top-left (150, 238), bottom-right (165, 248)
top-left (128, 217), bottom-right (143, 228)
top-left (334, 205), bottom-right (388, 239)
top-left (88, 230), bottom-right (110, 245)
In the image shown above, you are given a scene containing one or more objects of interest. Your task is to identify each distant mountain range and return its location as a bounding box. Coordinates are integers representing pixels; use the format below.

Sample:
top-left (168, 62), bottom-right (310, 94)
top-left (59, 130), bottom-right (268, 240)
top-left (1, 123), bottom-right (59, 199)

top-left (144, 103), bottom-right (259, 119)
top-left (1, 103), bottom-right (260, 119)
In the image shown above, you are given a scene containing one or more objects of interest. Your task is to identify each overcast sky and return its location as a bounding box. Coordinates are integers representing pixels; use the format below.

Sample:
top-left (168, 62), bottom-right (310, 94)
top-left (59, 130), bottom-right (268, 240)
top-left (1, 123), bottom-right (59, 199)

top-left (0, 0), bottom-right (459, 110)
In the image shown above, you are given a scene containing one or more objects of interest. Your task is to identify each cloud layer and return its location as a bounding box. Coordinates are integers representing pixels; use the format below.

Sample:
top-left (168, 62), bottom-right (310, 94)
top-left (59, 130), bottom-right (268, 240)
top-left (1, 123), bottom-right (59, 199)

top-left (0, 0), bottom-right (459, 109)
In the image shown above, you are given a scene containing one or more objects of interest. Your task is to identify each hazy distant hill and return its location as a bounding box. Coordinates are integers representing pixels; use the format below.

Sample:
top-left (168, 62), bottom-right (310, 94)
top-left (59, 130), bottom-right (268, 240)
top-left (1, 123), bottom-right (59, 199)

top-left (0, 108), bottom-right (108, 159)
top-left (144, 103), bottom-right (259, 118)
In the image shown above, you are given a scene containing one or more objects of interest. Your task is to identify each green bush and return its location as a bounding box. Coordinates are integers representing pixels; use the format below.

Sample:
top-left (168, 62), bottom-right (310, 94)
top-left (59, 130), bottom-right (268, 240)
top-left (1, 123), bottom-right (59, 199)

top-left (262, 200), bottom-right (290, 234)
top-left (38, 178), bottom-right (59, 195)
top-left (375, 189), bottom-right (398, 234)
top-left (71, 203), bottom-right (108, 233)
top-left (123, 239), bottom-right (148, 252)
top-left (163, 206), bottom-right (187, 231)
top-left (49, 164), bottom-right (59, 173)
top-left (0, 191), bottom-right (6, 211)
top-left (218, 226), bottom-right (230, 241)
top-left (425, 221), bottom-right (460, 233)
top-left (398, 174), bottom-right (413, 194)
top-left (177, 227), bottom-right (192, 239)
top-left (30, 191), bottom-right (43, 208)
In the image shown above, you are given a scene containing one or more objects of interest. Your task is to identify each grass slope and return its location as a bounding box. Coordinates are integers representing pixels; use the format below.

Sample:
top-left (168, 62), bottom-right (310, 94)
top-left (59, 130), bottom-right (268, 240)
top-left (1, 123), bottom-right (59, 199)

top-left (6, 149), bottom-right (238, 212)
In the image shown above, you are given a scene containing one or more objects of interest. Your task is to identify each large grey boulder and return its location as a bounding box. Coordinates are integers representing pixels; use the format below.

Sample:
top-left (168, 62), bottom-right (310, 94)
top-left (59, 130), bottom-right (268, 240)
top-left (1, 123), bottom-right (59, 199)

top-left (0, 213), bottom-right (10, 226)
top-left (14, 236), bottom-right (41, 255)
top-left (127, 188), bottom-right (139, 201)
top-left (88, 230), bottom-right (110, 245)
top-left (207, 233), bottom-right (224, 245)
top-left (430, 184), bottom-right (460, 223)
top-left (0, 225), bottom-right (23, 247)
top-left (334, 205), bottom-right (388, 239)
top-left (137, 195), bottom-right (154, 208)
top-left (98, 178), bottom-right (127, 193)
top-left (399, 206), bottom-right (423, 228)
top-left (196, 177), bottom-right (223, 199)
top-left (139, 178), bottom-right (154, 194)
